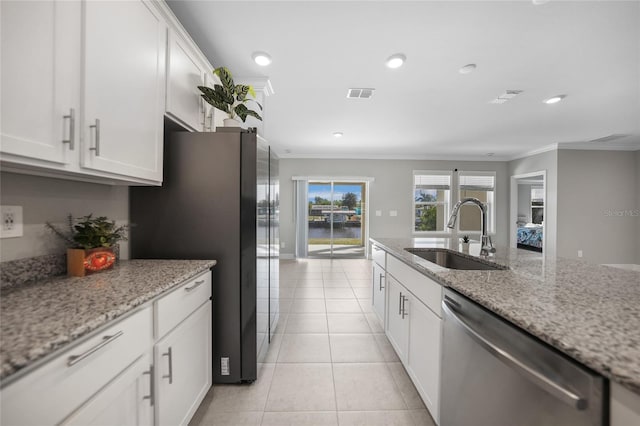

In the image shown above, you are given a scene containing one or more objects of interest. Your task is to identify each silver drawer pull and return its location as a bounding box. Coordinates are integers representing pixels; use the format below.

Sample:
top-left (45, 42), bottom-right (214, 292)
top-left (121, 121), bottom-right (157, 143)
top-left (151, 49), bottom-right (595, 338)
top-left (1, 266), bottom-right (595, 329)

top-left (67, 330), bottom-right (123, 367)
top-left (184, 279), bottom-right (205, 292)
top-left (143, 364), bottom-right (154, 406)
top-left (62, 108), bottom-right (75, 150)
top-left (89, 119), bottom-right (100, 156)
top-left (379, 273), bottom-right (385, 291)
top-left (162, 347), bottom-right (173, 384)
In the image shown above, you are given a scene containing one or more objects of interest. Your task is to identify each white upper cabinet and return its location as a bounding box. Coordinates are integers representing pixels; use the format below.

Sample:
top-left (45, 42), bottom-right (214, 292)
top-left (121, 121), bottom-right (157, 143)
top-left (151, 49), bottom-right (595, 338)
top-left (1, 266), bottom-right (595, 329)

top-left (166, 29), bottom-right (207, 131)
top-left (81, 0), bottom-right (166, 183)
top-left (0, 0), bottom-right (81, 165)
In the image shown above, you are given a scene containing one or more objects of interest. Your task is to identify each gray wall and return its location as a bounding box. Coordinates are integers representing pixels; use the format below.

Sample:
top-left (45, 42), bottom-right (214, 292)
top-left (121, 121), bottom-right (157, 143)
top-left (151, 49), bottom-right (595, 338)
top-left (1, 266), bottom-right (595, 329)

top-left (637, 150), bottom-right (640, 264)
top-left (556, 150), bottom-right (638, 264)
top-left (279, 158), bottom-right (509, 258)
top-left (508, 150), bottom-right (558, 256)
top-left (0, 172), bottom-right (129, 262)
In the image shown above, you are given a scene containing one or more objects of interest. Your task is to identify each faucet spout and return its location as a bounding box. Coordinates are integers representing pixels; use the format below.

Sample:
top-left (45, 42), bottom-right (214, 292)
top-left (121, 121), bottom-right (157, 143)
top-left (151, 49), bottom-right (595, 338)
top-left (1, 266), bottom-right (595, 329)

top-left (447, 197), bottom-right (496, 256)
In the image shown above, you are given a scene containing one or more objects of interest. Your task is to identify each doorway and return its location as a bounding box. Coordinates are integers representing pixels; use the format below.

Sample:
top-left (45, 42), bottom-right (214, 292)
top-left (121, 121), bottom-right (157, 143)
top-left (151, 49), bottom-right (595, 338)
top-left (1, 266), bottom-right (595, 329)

top-left (307, 181), bottom-right (367, 258)
top-left (510, 171), bottom-right (546, 253)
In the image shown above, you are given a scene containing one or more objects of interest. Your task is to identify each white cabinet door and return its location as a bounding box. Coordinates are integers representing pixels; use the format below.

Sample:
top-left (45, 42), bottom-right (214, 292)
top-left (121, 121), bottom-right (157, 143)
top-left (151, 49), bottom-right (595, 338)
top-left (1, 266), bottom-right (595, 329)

top-left (166, 30), bottom-right (206, 131)
top-left (81, 0), bottom-right (165, 183)
top-left (0, 0), bottom-right (80, 164)
top-left (62, 353), bottom-right (153, 426)
top-left (372, 262), bottom-right (386, 325)
top-left (407, 296), bottom-right (441, 423)
top-left (155, 301), bottom-right (212, 426)
top-left (385, 275), bottom-right (408, 362)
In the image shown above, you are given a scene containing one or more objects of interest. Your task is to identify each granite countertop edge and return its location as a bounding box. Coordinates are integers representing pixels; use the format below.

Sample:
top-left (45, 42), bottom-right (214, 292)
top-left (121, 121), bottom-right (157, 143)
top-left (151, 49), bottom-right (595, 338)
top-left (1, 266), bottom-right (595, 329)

top-left (0, 259), bottom-right (216, 383)
top-left (370, 237), bottom-right (640, 395)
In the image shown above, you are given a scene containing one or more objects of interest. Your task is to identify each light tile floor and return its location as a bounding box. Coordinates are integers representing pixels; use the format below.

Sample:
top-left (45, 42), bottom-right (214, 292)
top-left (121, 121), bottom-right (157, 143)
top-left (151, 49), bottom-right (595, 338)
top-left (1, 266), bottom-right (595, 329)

top-left (191, 258), bottom-right (436, 426)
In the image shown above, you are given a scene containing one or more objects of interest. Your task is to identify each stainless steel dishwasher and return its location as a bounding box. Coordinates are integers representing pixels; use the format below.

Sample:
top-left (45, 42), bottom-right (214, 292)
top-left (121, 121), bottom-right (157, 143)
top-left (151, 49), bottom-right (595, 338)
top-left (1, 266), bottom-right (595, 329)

top-left (441, 289), bottom-right (606, 426)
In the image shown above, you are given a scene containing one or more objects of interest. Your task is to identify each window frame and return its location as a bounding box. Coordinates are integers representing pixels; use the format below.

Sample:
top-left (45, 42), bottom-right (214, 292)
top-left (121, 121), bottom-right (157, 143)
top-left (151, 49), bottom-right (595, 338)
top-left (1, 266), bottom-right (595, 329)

top-left (456, 170), bottom-right (497, 236)
top-left (412, 170), bottom-right (453, 235)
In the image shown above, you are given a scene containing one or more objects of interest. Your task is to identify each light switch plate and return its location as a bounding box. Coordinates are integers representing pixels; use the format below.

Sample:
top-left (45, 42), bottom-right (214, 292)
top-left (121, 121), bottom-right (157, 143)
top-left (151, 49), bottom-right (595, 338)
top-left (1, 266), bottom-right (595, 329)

top-left (375, 210), bottom-right (382, 217)
top-left (1, 205), bottom-right (23, 238)
top-left (389, 210), bottom-right (398, 217)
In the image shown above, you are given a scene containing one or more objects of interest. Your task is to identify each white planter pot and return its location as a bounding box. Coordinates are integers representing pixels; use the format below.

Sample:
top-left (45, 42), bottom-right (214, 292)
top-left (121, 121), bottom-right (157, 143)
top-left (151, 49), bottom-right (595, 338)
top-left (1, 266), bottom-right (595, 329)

top-left (223, 118), bottom-right (241, 127)
top-left (461, 242), bottom-right (470, 254)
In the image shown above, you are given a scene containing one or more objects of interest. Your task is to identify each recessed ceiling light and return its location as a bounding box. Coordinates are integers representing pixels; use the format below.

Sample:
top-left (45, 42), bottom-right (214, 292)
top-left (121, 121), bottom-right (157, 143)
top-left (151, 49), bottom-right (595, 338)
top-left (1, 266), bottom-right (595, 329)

top-left (333, 132), bottom-right (344, 138)
top-left (459, 64), bottom-right (477, 74)
top-left (252, 52), bottom-right (272, 66)
top-left (385, 53), bottom-right (406, 69)
top-left (544, 95), bottom-right (566, 104)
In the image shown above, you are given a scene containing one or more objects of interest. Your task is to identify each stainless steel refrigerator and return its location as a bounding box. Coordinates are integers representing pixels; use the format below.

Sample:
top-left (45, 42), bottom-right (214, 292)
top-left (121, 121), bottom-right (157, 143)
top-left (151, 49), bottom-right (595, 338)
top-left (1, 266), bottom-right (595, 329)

top-left (130, 125), bottom-right (279, 384)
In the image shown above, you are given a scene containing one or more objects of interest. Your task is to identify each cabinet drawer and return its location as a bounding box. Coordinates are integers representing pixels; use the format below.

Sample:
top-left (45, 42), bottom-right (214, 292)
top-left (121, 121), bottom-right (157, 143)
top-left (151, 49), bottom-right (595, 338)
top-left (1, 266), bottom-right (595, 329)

top-left (387, 255), bottom-right (442, 317)
top-left (1, 306), bottom-right (152, 426)
top-left (372, 244), bottom-right (386, 269)
top-left (155, 271), bottom-right (211, 339)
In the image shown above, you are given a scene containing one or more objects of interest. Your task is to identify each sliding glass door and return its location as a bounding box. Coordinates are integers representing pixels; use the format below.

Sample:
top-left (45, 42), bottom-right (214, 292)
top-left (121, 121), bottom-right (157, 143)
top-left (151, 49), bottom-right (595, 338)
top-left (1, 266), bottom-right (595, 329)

top-left (307, 181), bottom-right (366, 258)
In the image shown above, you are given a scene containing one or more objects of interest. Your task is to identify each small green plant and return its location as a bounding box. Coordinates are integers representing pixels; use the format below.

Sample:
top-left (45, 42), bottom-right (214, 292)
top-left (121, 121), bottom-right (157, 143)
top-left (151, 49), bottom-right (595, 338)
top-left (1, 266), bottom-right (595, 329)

top-left (461, 235), bottom-right (470, 243)
top-left (46, 214), bottom-right (128, 249)
top-left (198, 66), bottom-right (263, 123)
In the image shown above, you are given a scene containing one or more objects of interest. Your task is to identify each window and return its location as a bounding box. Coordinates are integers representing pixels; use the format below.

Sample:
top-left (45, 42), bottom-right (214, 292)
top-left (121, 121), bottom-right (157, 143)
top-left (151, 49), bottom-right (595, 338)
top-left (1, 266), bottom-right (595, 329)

top-left (457, 172), bottom-right (496, 234)
top-left (413, 171), bottom-right (451, 232)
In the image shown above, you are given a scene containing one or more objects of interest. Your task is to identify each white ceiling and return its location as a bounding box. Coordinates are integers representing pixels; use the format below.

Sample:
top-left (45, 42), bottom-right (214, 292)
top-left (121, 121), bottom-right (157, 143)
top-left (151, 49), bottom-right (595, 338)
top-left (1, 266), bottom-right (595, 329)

top-left (167, 0), bottom-right (640, 160)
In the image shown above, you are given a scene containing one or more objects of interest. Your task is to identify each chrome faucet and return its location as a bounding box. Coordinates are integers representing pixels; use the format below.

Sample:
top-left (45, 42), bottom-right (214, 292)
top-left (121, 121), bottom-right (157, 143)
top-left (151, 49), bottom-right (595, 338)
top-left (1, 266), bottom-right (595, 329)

top-left (447, 197), bottom-right (496, 256)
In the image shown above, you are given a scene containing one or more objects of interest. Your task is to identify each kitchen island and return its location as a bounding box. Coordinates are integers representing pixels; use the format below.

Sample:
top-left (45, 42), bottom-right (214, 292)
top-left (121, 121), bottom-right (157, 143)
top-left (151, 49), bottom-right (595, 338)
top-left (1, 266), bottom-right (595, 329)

top-left (370, 237), bottom-right (640, 395)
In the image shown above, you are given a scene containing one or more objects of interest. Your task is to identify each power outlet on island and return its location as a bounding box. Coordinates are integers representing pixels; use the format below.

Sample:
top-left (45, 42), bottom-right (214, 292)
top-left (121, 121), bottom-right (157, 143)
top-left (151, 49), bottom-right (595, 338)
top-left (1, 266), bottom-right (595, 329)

top-left (1, 205), bottom-right (23, 238)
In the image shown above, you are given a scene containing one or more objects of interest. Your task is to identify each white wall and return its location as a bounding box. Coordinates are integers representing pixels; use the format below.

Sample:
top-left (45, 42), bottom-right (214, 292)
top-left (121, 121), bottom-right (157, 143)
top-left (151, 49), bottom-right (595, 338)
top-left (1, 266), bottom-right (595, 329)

top-left (0, 172), bottom-right (129, 262)
top-left (508, 150), bottom-right (558, 256)
top-left (279, 158), bottom-right (508, 258)
top-left (556, 150), bottom-right (638, 264)
top-left (517, 184), bottom-right (531, 221)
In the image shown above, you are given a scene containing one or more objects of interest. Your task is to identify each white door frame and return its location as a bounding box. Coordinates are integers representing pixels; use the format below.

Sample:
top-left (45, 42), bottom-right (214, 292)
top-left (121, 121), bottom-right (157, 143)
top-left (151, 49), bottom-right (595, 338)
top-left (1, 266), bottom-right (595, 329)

top-left (510, 170), bottom-right (547, 250)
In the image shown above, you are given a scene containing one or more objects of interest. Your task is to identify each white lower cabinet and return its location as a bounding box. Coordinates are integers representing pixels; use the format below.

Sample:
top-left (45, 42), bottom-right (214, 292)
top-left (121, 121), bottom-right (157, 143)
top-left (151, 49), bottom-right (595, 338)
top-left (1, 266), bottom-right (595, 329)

top-left (406, 294), bottom-right (441, 423)
top-left (372, 261), bottom-right (386, 324)
top-left (385, 255), bottom-right (442, 425)
top-left (386, 275), bottom-right (409, 362)
top-left (62, 353), bottom-right (153, 426)
top-left (611, 382), bottom-right (640, 426)
top-left (0, 271), bottom-right (213, 426)
top-left (155, 302), bottom-right (212, 426)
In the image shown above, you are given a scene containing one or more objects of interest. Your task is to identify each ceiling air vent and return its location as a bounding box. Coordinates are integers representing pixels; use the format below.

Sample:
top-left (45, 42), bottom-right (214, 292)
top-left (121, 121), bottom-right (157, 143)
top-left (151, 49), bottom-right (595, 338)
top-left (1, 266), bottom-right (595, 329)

top-left (347, 88), bottom-right (375, 99)
top-left (490, 90), bottom-right (523, 104)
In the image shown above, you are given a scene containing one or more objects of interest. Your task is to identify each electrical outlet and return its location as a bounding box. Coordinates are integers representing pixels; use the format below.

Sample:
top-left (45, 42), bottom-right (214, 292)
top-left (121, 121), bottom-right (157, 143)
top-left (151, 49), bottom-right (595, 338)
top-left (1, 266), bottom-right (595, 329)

top-left (280, 241), bottom-right (286, 249)
top-left (577, 250), bottom-right (583, 258)
top-left (375, 210), bottom-right (382, 217)
top-left (1, 206), bottom-right (23, 238)
top-left (221, 357), bottom-right (230, 375)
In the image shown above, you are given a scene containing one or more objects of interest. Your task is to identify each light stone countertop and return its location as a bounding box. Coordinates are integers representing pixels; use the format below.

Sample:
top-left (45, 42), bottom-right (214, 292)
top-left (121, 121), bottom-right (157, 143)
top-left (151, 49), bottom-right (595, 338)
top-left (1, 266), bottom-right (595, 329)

top-left (370, 237), bottom-right (640, 395)
top-left (0, 259), bottom-right (216, 383)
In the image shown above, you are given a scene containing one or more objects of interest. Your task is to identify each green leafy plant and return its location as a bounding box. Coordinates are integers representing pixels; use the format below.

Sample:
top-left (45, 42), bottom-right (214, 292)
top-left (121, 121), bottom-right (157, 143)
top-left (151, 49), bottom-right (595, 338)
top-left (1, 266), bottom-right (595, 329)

top-left (198, 66), bottom-right (263, 123)
top-left (461, 235), bottom-right (470, 243)
top-left (46, 214), bottom-right (128, 249)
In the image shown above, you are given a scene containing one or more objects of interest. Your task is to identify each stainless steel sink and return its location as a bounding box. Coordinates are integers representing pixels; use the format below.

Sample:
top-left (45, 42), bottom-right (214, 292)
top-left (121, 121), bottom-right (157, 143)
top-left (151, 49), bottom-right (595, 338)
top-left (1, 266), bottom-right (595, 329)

top-left (405, 248), bottom-right (507, 271)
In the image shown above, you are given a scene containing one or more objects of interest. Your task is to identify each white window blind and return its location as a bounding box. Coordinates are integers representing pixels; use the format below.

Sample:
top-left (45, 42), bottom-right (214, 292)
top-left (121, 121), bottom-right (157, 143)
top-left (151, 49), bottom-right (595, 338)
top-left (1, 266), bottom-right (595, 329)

top-left (414, 173), bottom-right (451, 190)
top-left (459, 174), bottom-right (495, 191)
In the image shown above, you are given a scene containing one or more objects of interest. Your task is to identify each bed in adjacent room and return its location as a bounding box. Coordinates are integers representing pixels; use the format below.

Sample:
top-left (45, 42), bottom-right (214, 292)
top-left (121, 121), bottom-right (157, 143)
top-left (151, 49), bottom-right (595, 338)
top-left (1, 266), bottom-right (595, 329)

top-left (517, 224), bottom-right (543, 252)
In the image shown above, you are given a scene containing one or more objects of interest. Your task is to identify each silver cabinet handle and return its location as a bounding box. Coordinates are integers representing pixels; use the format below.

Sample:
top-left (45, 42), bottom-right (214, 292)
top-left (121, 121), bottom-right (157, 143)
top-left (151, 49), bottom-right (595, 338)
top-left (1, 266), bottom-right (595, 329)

top-left (185, 279), bottom-right (205, 292)
top-left (442, 300), bottom-right (587, 410)
top-left (379, 273), bottom-right (385, 291)
top-left (201, 99), bottom-right (207, 127)
top-left (162, 347), bottom-right (173, 384)
top-left (67, 330), bottom-right (123, 366)
top-left (401, 295), bottom-right (408, 319)
top-left (89, 119), bottom-right (100, 156)
top-left (398, 291), bottom-right (403, 315)
top-left (143, 364), bottom-right (154, 406)
top-left (62, 108), bottom-right (75, 150)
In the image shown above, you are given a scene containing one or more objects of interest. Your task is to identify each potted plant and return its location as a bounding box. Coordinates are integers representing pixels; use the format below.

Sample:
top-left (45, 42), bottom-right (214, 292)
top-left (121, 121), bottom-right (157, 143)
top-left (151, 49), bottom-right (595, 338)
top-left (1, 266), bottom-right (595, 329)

top-left (461, 235), bottom-right (470, 254)
top-left (198, 66), bottom-right (262, 127)
top-left (46, 214), bottom-right (128, 277)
